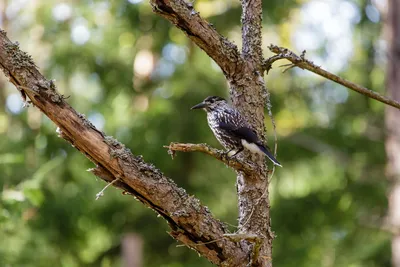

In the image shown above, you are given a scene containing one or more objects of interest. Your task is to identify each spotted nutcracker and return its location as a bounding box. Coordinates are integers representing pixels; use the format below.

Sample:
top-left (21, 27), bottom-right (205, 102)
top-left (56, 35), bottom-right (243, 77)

top-left (191, 96), bottom-right (282, 167)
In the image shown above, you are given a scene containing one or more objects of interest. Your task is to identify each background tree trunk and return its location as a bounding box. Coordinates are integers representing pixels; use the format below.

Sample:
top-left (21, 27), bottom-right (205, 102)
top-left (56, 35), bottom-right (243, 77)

top-left (386, 0), bottom-right (400, 266)
top-left (122, 233), bottom-right (143, 267)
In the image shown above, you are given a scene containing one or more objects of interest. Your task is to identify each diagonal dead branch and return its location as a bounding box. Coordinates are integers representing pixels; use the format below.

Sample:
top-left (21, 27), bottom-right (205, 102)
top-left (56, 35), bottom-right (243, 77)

top-left (265, 44), bottom-right (400, 110)
top-left (0, 30), bottom-right (249, 266)
top-left (164, 142), bottom-right (258, 175)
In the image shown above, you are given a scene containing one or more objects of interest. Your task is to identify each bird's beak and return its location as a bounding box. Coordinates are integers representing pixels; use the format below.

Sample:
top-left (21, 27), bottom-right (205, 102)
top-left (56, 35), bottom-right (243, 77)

top-left (191, 102), bottom-right (207, 110)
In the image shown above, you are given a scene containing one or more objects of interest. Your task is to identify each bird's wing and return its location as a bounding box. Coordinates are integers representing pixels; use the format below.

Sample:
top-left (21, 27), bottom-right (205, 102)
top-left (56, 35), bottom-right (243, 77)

top-left (218, 121), bottom-right (260, 144)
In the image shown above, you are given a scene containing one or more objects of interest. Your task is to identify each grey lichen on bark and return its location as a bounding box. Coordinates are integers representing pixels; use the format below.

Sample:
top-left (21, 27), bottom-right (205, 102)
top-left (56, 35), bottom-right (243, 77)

top-left (241, 0), bottom-right (264, 69)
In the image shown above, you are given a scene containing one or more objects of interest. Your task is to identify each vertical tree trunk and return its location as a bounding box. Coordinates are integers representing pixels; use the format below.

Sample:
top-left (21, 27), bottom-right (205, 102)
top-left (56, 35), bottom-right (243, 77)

top-left (150, 0), bottom-right (274, 265)
top-left (386, 0), bottom-right (400, 266)
top-left (233, 0), bottom-right (273, 265)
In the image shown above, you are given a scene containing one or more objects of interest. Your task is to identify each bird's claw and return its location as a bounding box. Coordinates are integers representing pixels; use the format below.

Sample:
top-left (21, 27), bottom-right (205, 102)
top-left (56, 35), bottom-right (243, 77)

top-left (222, 150), bottom-right (234, 161)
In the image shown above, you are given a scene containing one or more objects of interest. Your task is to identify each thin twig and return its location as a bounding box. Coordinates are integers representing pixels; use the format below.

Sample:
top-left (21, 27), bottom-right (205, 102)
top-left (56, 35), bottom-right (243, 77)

top-left (263, 82), bottom-right (278, 181)
top-left (96, 177), bottom-right (121, 200)
top-left (265, 44), bottom-right (400, 110)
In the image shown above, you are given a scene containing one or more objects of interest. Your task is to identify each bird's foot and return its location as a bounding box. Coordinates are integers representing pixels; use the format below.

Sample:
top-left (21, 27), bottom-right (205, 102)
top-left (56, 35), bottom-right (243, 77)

top-left (222, 149), bottom-right (243, 161)
top-left (222, 150), bottom-right (234, 160)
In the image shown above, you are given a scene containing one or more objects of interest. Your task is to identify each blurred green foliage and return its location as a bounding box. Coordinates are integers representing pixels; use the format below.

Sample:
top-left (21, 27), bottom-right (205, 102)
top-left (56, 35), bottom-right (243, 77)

top-left (0, 0), bottom-right (390, 266)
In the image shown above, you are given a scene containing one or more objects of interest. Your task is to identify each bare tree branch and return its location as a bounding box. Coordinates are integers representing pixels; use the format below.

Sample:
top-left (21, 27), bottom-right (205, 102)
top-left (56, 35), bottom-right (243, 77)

top-left (164, 142), bottom-right (258, 175)
top-left (0, 30), bottom-right (249, 266)
top-left (265, 44), bottom-right (400, 110)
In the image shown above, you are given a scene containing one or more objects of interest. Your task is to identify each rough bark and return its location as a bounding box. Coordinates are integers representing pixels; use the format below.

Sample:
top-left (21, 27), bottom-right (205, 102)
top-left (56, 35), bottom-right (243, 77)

top-left (386, 0), bottom-right (400, 266)
top-left (236, 0), bottom-right (272, 266)
top-left (241, 0), bottom-right (263, 70)
top-left (0, 31), bottom-right (249, 266)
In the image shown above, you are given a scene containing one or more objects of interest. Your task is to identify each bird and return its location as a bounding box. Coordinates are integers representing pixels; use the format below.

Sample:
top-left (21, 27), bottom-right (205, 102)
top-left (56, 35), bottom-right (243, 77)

top-left (191, 96), bottom-right (282, 167)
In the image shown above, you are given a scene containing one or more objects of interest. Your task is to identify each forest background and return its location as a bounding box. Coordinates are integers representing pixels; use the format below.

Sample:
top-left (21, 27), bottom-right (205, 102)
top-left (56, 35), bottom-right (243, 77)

top-left (0, 0), bottom-right (392, 266)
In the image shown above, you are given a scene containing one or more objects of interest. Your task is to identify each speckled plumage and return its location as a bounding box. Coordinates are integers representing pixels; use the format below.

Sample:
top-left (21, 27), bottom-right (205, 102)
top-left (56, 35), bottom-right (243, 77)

top-left (206, 103), bottom-right (248, 151)
top-left (191, 96), bottom-right (282, 167)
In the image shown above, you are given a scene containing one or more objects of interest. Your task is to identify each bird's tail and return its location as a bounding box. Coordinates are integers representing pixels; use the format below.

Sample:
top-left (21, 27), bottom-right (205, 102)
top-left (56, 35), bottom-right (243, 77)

top-left (257, 144), bottom-right (282, 167)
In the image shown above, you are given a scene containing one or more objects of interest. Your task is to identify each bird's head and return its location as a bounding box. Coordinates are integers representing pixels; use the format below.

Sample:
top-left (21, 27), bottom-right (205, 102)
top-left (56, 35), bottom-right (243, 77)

top-left (191, 96), bottom-right (228, 112)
